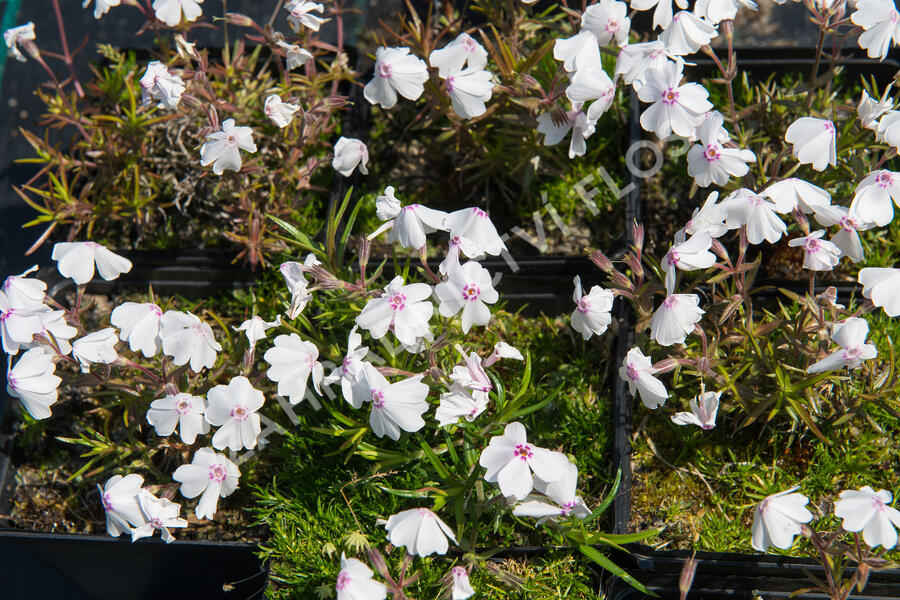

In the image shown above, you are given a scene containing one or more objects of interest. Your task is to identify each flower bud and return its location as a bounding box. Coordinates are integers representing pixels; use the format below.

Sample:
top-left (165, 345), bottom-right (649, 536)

top-left (224, 12), bottom-right (255, 27)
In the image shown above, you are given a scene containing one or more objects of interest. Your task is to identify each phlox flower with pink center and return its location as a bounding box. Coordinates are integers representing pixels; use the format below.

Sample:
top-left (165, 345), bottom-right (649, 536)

top-left (384, 507), bottom-right (458, 557)
top-left (200, 119), bottom-right (256, 175)
top-left (139, 61), bottom-right (185, 110)
top-left (111, 302), bottom-right (162, 357)
top-left (807, 317), bottom-right (878, 374)
top-left (264, 333), bottom-right (324, 406)
top-left (660, 11), bottom-right (718, 56)
top-left (445, 207), bottom-right (507, 258)
top-left (146, 392), bottom-right (208, 444)
top-left (364, 47), bottom-right (428, 109)
top-left (553, 30), bottom-right (601, 73)
top-left (429, 33), bottom-right (487, 77)
top-left (565, 66), bottom-right (616, 121)
top-left (858, 85), bottom-right (895, 130)
top-left (581, 0), bottom-right (630, 47)
top-left (442, 66), bottom-right (493, 120)
top-left (684, 191), bottom-right (728, 238)
top-left (356, 276), bottom-right (433, 347)
top-left (788, 230), bottom-right (842, 271)
top-left (276, 41), bottom-right (313, 71)
top-left (0, 290), bottom-right (43, 355)
top-left (693, 0), bottom-right (757, 25)
top-left (848, 169), bottom-right (900, 227)
top-left (671, 391), bottom-right (720, 429)
top-left (72, 327), bottom-right (119, 372)
top-left (662, 231), bottom-right (716, 295)
top-left (152, 0), bottom-right (203, 28)
top-left (332, 136), bottom-right (369, 177)
top-left (813, 204), bottom-right (873, 263)
top-left (235, 315), bottom-right (281, 350)
top-left (751, 487), bottom-right (813, 552)
top-left (205, 376), bottom-right (265, 451)
top-left (336, 554), bottom-right (386, 600)
top-left (650, 293), bottom-right (704, 346)
top-left (352, 363), bottom-right (429, 441)
top-left (761, 177), bottom-right (832, 214)
top-left (29, 308), bottom-right (77, 356)
top-left (784, 117), bottom-right (836, 172)
top-left (435, 261), bottom-right (498, 333)
top-left (2, 265), bottom-right (45, 309)
top-left (851, 0), bottom-right (900, 62)
top-left (98, 474), bottom-right (146, 538)
top-left (486, 341), bottom-right (524, 364)
top-left (172, 447), bottom-right (240, 520)
top-left (264, 95), bottom-right (300, 129)
top-left (323, 326), bottom-right (370, 409)
top-left (7, 347), bottom-right (61, 420)
top-left (834, 486), bottom-right (900, 549)
top-left (512, 460), bottom-right (591, 524)
top-left (536, 103), bottom-right (597, 159)
top-left (859, 267), bottom-right (900, 317)
top-left (619, 347), bottom-right (668, 409)
top-left (630, 0), bottom-right (687, 30)
top-left (51, 241), bottom-right (132, 285)
top-left (159, 310), bottom-right (222, 372)
top-left (478, 421), bottom-right (570, 500)
top-left (369, 186), bottom-right (448, 249)
top-left (130, 492), bottom-right (187, 544)
top-left (687, 112), bottom-right (756, 187)
top-left (638, 60), bottom-right (712, 139)
top-left (285, 0), bottom-right (328, 33)
top-left (435, 384), bottom-right (488, 427)
top-left (721, 188), bottom-right (788, 246)
top-left (615, 41), bottom-right (673, 89)
top-left (280, 257), bottom-right (317, 320)
top-left (449, 566), bottom-right (475, 600)
top-left (449, 349), bottom-right (491, 393)
top-left (570, 275), bottom-right (613, 341)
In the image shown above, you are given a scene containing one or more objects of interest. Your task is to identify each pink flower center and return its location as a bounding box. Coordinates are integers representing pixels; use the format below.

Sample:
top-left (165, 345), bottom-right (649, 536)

top-left (379, 62), bottom-right (392, 79)
top-left (389, 293), bottom-right (406, 311)
top-left (662, 88), bottom-right (679, 105)
top-left (663, 295), bottom-right (678, 309)
top-left (749, 194), bottom-right (765, 206)
top-left (0, 307), bottom-right (14, 321)
top-left (417, 508), bottom-right (432, 518)
top-left (843, 346), bottom-right (862, 360)
top-left (804, 237), bottom-right (821, 254)
top-left (462, 283), bottom-right (481, 302)
top-left (665, 249), bottom-right (680, 268)
top-left (468, 405), bottom-right (480, 417)
top-left (463, 37), bottom-right (477, 52)
top-left (606, 19), bottom-right (619, 32)
top-left (560, 501), bottom-right (577, 515)
top-left (102, 493), bottom-right (112, 511)
top-left (514, 443), bottom-right (534, 461)
top-left (876, 171), bottom-right (894, 187)
top-left (224, 133), bottom-right (239, 147)
top-left (577, 298), bottom-right (591, 314)
top-left (150, 517), bottom-right (164, 530)
top-left (336, 571), bottom-right (352, 590)
top-left (446, 76), bottom-right (455, 93)
top-left (452, 566), bottom-right (467, 578)
top-left (473, 207), bottom-right (488, 218)
top-left (703, 145), bottom-right (720, 162)
top-left (342, 357), bottom-right (353, 375)
top-left (208, 464), bottom-right (227, 483)
top-left (175, 398), bottom-right (192, 415)
top-left (823, 121), bottom-right (834, 134)
top-left (626, 361), bottom-right (640, 381)
top-left (839, 216), bottom-right (859, 232)
top-left (892, 11), bottom-right (899, 24)
top-left (231, 405), bottom-right (249, 421)
top-left (371, 389), bottom-right (385, 408)
top-left (6, 374), bottom-right (16, 390)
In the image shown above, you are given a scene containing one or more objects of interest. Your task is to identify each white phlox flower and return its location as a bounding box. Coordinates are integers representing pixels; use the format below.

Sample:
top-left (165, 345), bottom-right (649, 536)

top-left (159, 310), bottom-right (222, 372)
top-left (834, 486), bottom-right (900, 549)
top-left (788, 230), bottom-right (842, 271)
top-left (784, 117), bottom-right (837, 172)
top-left (858, 84), bottom-right (895, 130)
top-left (536, 103), bottom-right (597, 159)
top-left (285, 1), bottom-right (329, 32)
top-left (51, 241), bottom-right (133, 285)
top-left (671, 391), bottom-right (720, 429)
top-left (659, 11), bottom-right (718, 56)
top-left (146, 392), bottom-right (208, 444)
top-left (687, 112), bottom-right (756, 187)
top-left (429, 33), bottom-right (487, 77)
top-left (565, 66), bottom-right (616, 121)
top-left (264, 95), bottom-right (300, 128)
top-left (4, 22), bottom-right (35, 62)
top-left (356, 276), bottom-right (433, 347)
top-left (205, 376), bottom-right (265, 451)
top-left (478, 421), bottom-right (571, 500)
top-left (581, 0), bottom-right (631, 46)
top-left (859, 267), bottom-right (900, 316)
top-left (384, 507), bottom-right (458, 557)
top-left (98, 474), bottom-right (146, 537)
top-left (684, 191), bottom-right (728, 238)
top-left (638, 60), bottom-right (713, 139)
top-left (140, 61), bottom-right (185, 110)
top-left (352, 363), bottom-right (429, 441)
top-left (364, 47), bottom-right (429, 109)
top-left (111, 302), bottom-right (162, 358)
top-left (435, 383), bottom-right (488, 427)
top-left (650, 293), bottom-right (704, 346)
top-left (812, 204), bottom-right (873, 263)
top-left (629, 0), bottom-right (688, 30)
top-left (806, 317), bottom-right (878, 373)
top-left (369, 186), bottom-right (448, 249)
top-left (336, 554), bottom-right (386, 600)
top-left (434, 261), bottom-right (498, 333)
top-left (444, 207), bottom-right (507, 258)
top-left (619, 347), bottom-right (669, 409)
top-left (761, 178), bottom-right (832, 214)
top-left (332, 137), bottom-right (369, 177)
top-left (721, 188), bottom-right (788, 246)
top-left (848, 170), bottom-right (900, 227)
top-left (236, 315), bottom-right (281, 349)
top-left (6, 347), bottom-right (61, 420)
top-left (264, 333), bottom-right (325, 405)
top-left (323, 326), bottom-right (370, 409)
top-left (662, 231), bottom-right (716, 295)
top-left (512, 459), bottom-right (591, 523)
top-left (200, 119), bottom-right (256, 175)
top-left (129, 492), bottom-right (188, 544)
top-left (172, 447), bottom-right (240, 520)
top-left (751, 487), bottom-right (813, 552)
top-left (152, 0), bottom-right (204, 27)
top-left (851, 0), bottom-right (900, 62)
top-left (570, 275), bottom-right (614, 340)
top-left (553, 30), bottom-right (602, 73)
top-left (72, 327), bottom-right (119, 372)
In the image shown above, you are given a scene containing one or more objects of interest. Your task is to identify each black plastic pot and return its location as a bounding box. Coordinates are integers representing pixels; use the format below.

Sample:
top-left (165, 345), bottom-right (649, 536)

top-left (605, 47), bottom-right (900, 597)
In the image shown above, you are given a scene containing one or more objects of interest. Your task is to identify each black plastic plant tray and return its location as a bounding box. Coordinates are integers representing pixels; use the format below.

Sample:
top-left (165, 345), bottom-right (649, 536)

top-left (0, 530), bottom-right (266, 600)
